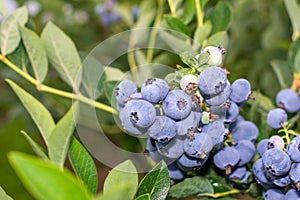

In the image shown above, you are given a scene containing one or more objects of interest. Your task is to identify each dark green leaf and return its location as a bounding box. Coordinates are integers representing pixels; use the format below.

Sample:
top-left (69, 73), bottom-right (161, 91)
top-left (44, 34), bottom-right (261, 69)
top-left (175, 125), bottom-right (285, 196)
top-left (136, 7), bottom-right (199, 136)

top-left (206, 175), bottom-right (231, 193)
top-left (103, 160), bottom-right (138, 200)
top-left (48, 102), bottom-right (78, 168)
top-left (68, 138), bottom-right (98, 195)
top-left (0, 6), bottom-right (28, 55)
top-left (193, 197), bottom-right (237, 200)
top-left (288, 37), bottom-right (300, 65)
top-left (21, 130), bottom-right (48, 160)
top-left (41, 22), bottom-right (82, 92)
top-left (19, 26), bottom-right (48, 84)
top-left (6, 79), bottom-right (55, 146)
top-left (0, 186), bottom-right (13, 200)
top-left (181, 0), bottom-right (195, 24)
top-left (165, 16), bottom-right (190, 36)
top-left (137, 161), bottom-right (170, 200)
top-left (8, 151), bottom-right (91, 200)
top-left (200, 0), bottom-right (209, 10)
top-left (7, 42), bottom-right (30, 71)
top-left (168, 176), bottom-right (214, 198)
top-left (270, 60), bottom-right (293, 88)
top-left (104, 81), bottom-right (119, 104)
top-left (284, 0), bottom-right (300, 39)
top-left (207, 2), bottom-right (232, 35)
top-left (247, 91), bottom-right (275, 113)
top-left (136, 193), bottom-right (150, 200)
top-left (294, 50), bottom-right (300, 72)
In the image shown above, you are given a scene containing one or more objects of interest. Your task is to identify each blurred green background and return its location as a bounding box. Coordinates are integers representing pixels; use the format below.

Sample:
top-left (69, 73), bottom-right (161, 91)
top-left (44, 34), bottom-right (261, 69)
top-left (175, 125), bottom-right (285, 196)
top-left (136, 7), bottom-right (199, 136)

top-left (0, 0), bottom-right (295, 199)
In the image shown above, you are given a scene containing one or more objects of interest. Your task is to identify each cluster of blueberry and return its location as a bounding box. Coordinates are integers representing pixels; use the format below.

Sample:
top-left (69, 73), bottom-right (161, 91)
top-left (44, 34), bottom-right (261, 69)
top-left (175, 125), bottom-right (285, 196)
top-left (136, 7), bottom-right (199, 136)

top-left (253, 88), bottom-right (300, 200)
top-left (114, 46), bottom-right (262, 186)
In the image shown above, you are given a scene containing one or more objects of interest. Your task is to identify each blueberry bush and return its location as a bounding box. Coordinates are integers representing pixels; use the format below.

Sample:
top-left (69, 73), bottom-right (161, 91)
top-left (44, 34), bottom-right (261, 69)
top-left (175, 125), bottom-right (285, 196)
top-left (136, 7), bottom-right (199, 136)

top-left (0, 0), bottom-right (300, 200)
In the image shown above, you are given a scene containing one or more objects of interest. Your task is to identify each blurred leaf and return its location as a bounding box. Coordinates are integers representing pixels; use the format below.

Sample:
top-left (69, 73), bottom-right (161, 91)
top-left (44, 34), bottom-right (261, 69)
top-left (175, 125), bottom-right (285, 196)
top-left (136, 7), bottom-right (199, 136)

top-left (247, 91), bottom-right (275, 114)
top-left (41, 22), bottom-right (82, 92)
top-left (7, 42), bottom-right (30, 71)
top-left (248, 183), bottom-right (262, 198)
top-left (104, 81), bottom-right (119, 103)
top-left (205, 31), bottom-right (229, 49)
top-left (20, 130), bottom-right (48, 160)
top-left (6, 79), bottom-right (55, 146)
top-left (181, 0), bottom-right (195, 24)
top-left (294, 50), bottom-right (300, 72)
top-left (103, 160), bottom-right (138, 200)
top-left (8, 152), bottom-right (91, 200)
top-left (48, 102), bottom-right (78, 168)
top-left (284, 0), bottom-right (300, 39)
top-left (168, 176), bottom-right (214, 198)
top-left (165, 16), bottom-right (190, 36)
top-left (137, 161), bottom-right (170, 200)
top-left (0, 6), bottom-right (28, 56)
top-left (288, 37), bottom-right (300, 65)
top-left (0, 186), bottom-right (13, 200)
top-left (68, 138), bottom-right (98, 195)
top-left (93, 184), bottom-right (131, 200)
top-left (193, 21), bottom-right (212, 48)
top-left (114, 5), bottom-right (134, 26)
top-left (207, 2), bottom-right (232, 35)
top-left (19, 26), bottom-right (48, 85)
top-left (136, 194), bottom-right (150, 200)
top-left (194, 197), bottom-right (237, 200)
top-left (270, 60), bottom-right (293, 88)
top-left (180, 51), bottom-right (200, 68)
top-left (200, 0), bottom-right (209, 10)
top-left (0, 0), bottom-right (6, 16)
top-left (104, 66), bottom-right (125, 81)
top-left (80, 52), bottom-right (106, 100)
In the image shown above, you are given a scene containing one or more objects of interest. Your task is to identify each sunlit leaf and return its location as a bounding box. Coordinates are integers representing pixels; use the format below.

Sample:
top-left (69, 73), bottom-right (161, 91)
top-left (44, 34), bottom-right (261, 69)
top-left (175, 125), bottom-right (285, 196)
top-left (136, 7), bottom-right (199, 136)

top-left (6, 79), bottom-right (55, 146)
top-left (205, 31), bottom-right (229, 49)
top-left (21, 130), bottom-right (48, 160)
top-left (8, 151), bottom-right (91, 200)
top-left (193, 21), bottom-right (212, 48)
top-left (284, 0), bottom-right (300, 39)
top-left (0, 6), bottom-right (28, 56)
top-left (0, 0), bottom-right (6, 16)
top-left (0, 186), bottom-right (13, 200)
top-left (19, 26), bottom-right (48, 85)
top-left (136, 193), bottom-right (150, 200)
top-left (68, 138), bottom-right (98, 195)
top-left (93, 185), bottom-right (131, 200)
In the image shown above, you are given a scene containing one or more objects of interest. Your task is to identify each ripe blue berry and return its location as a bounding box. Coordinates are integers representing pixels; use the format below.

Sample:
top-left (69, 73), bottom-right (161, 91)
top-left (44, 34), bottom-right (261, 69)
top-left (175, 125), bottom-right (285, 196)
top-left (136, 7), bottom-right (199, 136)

top-left (115, 80), bottom-right (137, 106)
top-left (231, 121), bottom-right (258, 143)
top-left (229, 166), bottom-right (247, 181)
top-left (176, 111), bottom-right (201, 136)
top-left (225, 101), bottom-right (239, 124)
top-left (263, 189), bottom-right (285, 200)
top-left (257, 139), bottom-right (269, 157)
top-left (229, 78), bottom-right (252, 104)
top-left (234, 140), bottom-right (255, 166)
top-left (155, 136), bottom-right (185, 159)
top-left (285, 189), bottom-right (300, 200)
top-left (262, 148), bottom-right (291, 176)
top-left (286, 135), bottom-right (300, 162)
top-left (213, 146), bottom-right (240, 174)
top-left (276, 88), bottom-right (300, 113)
top-left (267, 108), bottom-right (288, 129)
top-left (289, 163), bottom-right (300, 190)
top-left (202, 119), bottom-right (226, 146)
top-left (147, 116), bottom-right (177, 143)
top-left (252, 158), bottom-right (274, 186)
top-left (141, 78), bottom-right (169, 103)
top-left (184, 132), bottom-right (213, 159)
top-left (168, 162), bottom-right (185, 181)
top-left (145, 138), bottom-right (163, 162)
top-left (177, 153), bottom-right (209, 172)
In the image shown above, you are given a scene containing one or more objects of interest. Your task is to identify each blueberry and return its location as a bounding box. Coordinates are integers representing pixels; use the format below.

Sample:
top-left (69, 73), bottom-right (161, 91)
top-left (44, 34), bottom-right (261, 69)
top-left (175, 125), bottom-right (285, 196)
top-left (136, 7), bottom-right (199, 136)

top-left (234, 140), bottom-right (255, 166)
top-left (126, 100), bottom-right (156, 128)
top-left (229, 115), bottom-right (245, 132)
top-left (263, 189), bottom-right (285, 200)
top-left (225, 101), bottom-right (239, 124)
top-left (115, 80), bottom-right (137, 106)
top-left (229, 78), bottom-right (252, 104)
top-left (285, 189), bottom-right (300, 200)
top-left (262, 148), bottom-right (291, 176)
top-left (272, 174), bottom-right (291, 187)
top-left (145, 138), bottom-right (163, 162)
top-left (209, 104), bottom-right (227, 121)
top-left (289, 163), bottom-right (300, 190)
top-left (198, 66), bottom-right (227, 96)
top-left (267, 108), bottom-right (288, 129)
top-left (213, 146), bottom-right (240, 174)
top-left (141, 78), bottom-right (169, 103)
top-left (229, 166), bottom-right (247, 181)
top-left (232, 121), bottom-right (258, 143)
top-left (168, 162), bottom-right (185, 181)
top-left (147, 116), bottom-right (177, 143)
top-left (257, 139), bottom-right (269, 157)
top-left (155, 135), bottom-right (185, 159)
top-left (177, 153), bottom-right (209, 172)
top-left (162, 89), bottom-right (192, 120)
top-left (176, 110), bottom-right (201, 136)
top-left (276, 88), bottom-right (300, 113)
top-left (252, 158), bottom-right (274, 186)
top-left (202, 119), bottom-right (226, 146)
top-left (184, 132), bottom-right (214, 159)
top-left (286, 135), bottom-right (300, 162)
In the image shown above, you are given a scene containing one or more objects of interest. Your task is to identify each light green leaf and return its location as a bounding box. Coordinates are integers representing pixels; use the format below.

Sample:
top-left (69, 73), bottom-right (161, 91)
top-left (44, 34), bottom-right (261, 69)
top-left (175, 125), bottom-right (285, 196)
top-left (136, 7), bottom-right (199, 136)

top-left (137, 161), bottom-right (170, 200)
top-left (41, 22), bottom-right (82, 92)
top-left (0, 6), bottom-right (28, 56)
top-left (200, 0), bottom-right (209, 10)
top-left (284, 0), bottom-right (300, 39)
top-left (207, 2), bottom-right (232, 35)
top-left (205, 31), bottom-right (229, 49)
top-left (48, 102), bottom-right (79, 168)
top-left (6, 79), bottom-right (55, 146)
top-left (93, 185), bottom-right (131, 200)
top-left (104, 66), bottom-right (125, 81)
top-left (165, 15), bottom-right (190, 36)
top-left (8, 151), bottom-right (91, 200)
top-left (19, 26), bottom-right (48, 85)
top-left (0, 0), bottom-right (6, 16)
top-left (21, 130), bottom-right (48, 160)
top-left (136, 194), bottom-right (150, 200)
top-left (114, 5), bottom-right (134, 26)
top-left (294, 50), bottom-right (300, 72)
top-left (68, 138), bottom-right (98, 195)
top-left (103, 160), bottom-right (138, 200)
top-left (168, 176), bottom-right (214, 198)
top-left (270, 59), bottom-right (293, 88)
top-left (193, 21), bottom-right (212, 48)
top-left (80, 52), bottom-right (106, 100)
top-left (0, 186), bottom-right (13, 200)
top-left (288, 37), bottom-right (300, 65)
top-left (181, 0), bottom-right (195, 24)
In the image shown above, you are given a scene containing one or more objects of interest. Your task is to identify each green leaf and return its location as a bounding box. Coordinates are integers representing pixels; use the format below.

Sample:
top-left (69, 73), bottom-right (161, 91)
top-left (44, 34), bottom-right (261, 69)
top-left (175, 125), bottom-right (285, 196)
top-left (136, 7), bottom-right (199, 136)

top-left (19, 26), bottom-right (48, 85)
top-left (80, 52), bottom-right (106, 100)
top-left (104, 81), bottom-right (119, 104)
top-left (284, 0), bottom-right (300, 39)
top-left (207, 2), bottom-right (232, 35)
top-left (20, 130), bottom-right (48, 160)
top-left (206, 31), bottom-right (229, 49)
top-left (6, 79), bottom-right (55, 146)
top-left (206, 170), bottom-right (232, 193)
top-left (193, 21), bottom-right (212, 47)
top-left (41, 22), bottom-right (82, 92)
top-left (68, 138), bottom-right (98, 195)
top-left (137, 161), bottom-right (170, 200)
top-left (0, 0), bottom-right (6, 16)
top-left (114, 5), bottom-right (134, 26)
top-left (136, 194), bottom-right (150, 200)
top-left (288, 37), bottom-right (300, 65)
top-left (0, 186), bottom-right (13, 200)
top-left (246, 91), bottom-right (275, 114)
top-left (7, 42), bottom-right (30, 71)
top-left (0, 6), bottom-right (28, 56)
top-left (165, 16), bottom-right (190, 36)
top-left (48, 103), bottom-right (78, 168)
top-left (93, 185), bottom-right (131, 200)
top-left (294, 49), bottom-right (300, 72)
top-left (181, 0), bottom-right (195, 24)
top-left (168, 176), bottom-right (214, 198)
top-left (8, 151), bottom-right (91, 200)
top-left (179, 51), bottom-right (200, 68)
top-left (270, 60), bottom-right (293, 88)
top-left (103, 160), bottom-right (138, 200)
top-left (104, 66), bottom-right (125, 81)
top-left (200, 0), bottom-right (209, 9)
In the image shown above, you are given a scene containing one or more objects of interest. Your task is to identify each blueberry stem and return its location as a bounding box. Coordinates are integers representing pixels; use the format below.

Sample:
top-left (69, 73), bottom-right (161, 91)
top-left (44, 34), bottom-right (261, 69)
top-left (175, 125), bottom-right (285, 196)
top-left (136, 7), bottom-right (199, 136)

top-left (167, 0), bottom-right (176, 17)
